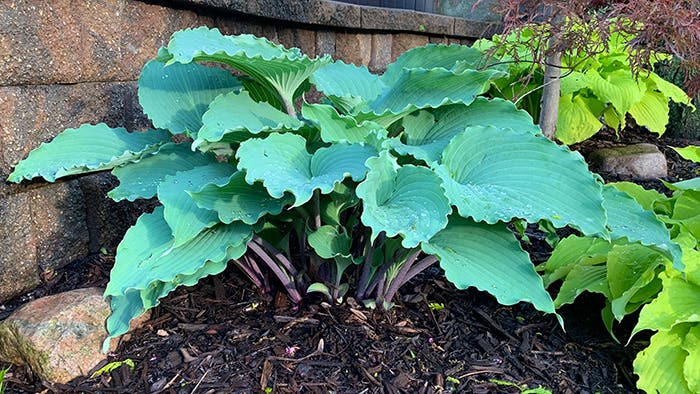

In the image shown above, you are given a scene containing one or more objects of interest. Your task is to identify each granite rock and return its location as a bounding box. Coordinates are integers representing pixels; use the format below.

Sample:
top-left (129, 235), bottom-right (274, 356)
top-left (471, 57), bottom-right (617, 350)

top-left (588, 143), bottom-right (668, 179)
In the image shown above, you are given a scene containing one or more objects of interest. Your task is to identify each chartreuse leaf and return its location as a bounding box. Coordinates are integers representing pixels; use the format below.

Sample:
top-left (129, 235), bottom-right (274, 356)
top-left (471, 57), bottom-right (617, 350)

top-left (672, 146), bottom-right (700, 163)
top-left (162, 27), bottom-right (330, 110)
top-left (189, 171), bottom-right (293, 225)
top-left (158, 163), bottom-right (235, 247)
top-left (633, 272), bottom-right (700, 337)
top-left (556, 94), bottom-right (603, 145)
top-left (607, 244), bottom-right (666, 319)
top-left (301, 103), bottom-right (387, 145)
top-left (108, 143), bottom-right (217, 202)
top-left (138, 59), bottom-right (242, 137)
top-left (609, 181), bottom-right (666, 211)
top-left (435, 126), bottom-right (607, 236)
top-left (356, 151), bottom-right (450, 248)
top-left (105, 207), bottom-right (252, 336)
top-left (236, 133), bottom-right (377, 206)
top-left (585, 69), bottom-right (645, 115)
top-left (634, 324), bottom-right (694, 394)
top-left (683, 324), bottom-right (700, 393)
top-left (310, 60), bottom-right (382, 105)
top-left (559, 70), bottom-right (587, 95)
top-left (629, 90), bottom-right (670, 135)
top-left (542, 236), bottom-right (613, 286)
top-left (195, 91), bottom-right (303, 148)
top-left (602, 185), bottom-right (682, 270)
top-left (307, 225), bottom-right (352, 259)
top-left (381, 44), bottom-right (485, 87)
top-left (7, 124), bottom-right (170, 183)
top-left (421, 216), bottom-right (557, 317)
top-left (391, 98), bottom-right (540, 163)
top-left (648, 71), bottom-right (695, 109)
top-left (554, 265), bottom-right (609, 307)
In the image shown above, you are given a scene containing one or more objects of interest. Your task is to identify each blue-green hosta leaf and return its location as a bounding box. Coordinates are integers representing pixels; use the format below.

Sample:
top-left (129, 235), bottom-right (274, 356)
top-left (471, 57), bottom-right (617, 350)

top-left (390, 98), bottom-right (540, 163)
top-left (104, 290), bottom-right (144, 350)
top-left (189, 171), bottom-right (293, 224)
top-left (381, 44), bottom-right (485, 87)
top-left (108, 143), bottom-right (217, 202)
top-left (672, 146), bottom-right (700, 164)
top-left (542, 236), bottom-right (613, 286)
top-left (158, 163), bottom-right (235, 247)
top-left (310, 60), bottom-right (383, 105)
top-left (195, 91), bottom-right (303, 149)
top-left (301, 103), bottom-right (387, 145)
top-left (307, 225), bottom-right (352, 259)
top-left (366, 67), bottom-right (504, 117)
top-left (138, 60), bottom-right (242, 137)
top-left (634, 324), bottom-right (694, 394)
top-left (603, 185), bottom-right (682, 270)
top-left (236, 133), bottom-right (377, 206)
top-left (435, 126), bottom-right (607, 236)
top-left (7, 124), bottom-right (171, 183)
top-left (163, 27), bottom-right (331, 107)
top-left (105, 206), bottom-right (251, 298)
top-left (585, 69), bottom-right (646, 115)
top-left (609, 181), bottom-right (667, 211)
top-left (629, 90), bottom-right (670, 135)
top-left (556, 94), bottom-right (604, 145)
top-left (670, 178), bottom-right (700, 191)
top-left (421, 216), bottom-right (557, 316)
top-left (356, 151), bottom-right (450, 248)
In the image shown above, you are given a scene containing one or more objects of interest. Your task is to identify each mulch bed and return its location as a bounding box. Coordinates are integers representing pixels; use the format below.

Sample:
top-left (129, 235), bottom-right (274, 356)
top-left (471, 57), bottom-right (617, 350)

top-left (2, 128), bottom-right (698, 394)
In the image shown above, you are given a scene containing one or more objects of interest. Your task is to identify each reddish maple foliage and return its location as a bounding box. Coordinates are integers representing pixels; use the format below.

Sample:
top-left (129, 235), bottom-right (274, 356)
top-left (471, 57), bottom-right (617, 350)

top-left (487, 0), bottom-right (700, 95)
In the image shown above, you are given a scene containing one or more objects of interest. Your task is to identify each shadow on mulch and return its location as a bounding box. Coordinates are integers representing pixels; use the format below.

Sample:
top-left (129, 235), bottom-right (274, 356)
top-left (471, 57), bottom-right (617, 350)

top-left (4, 128), bottom-right (698, 394)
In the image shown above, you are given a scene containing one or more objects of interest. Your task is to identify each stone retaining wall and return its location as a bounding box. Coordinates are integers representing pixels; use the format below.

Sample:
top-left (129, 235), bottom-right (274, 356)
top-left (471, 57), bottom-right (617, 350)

top-left (0, 0), bottom-right (492, 302)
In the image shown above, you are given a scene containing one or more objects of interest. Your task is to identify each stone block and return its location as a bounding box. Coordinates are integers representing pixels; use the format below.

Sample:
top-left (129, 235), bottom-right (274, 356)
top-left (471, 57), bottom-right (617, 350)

top-left (335, 32), bottom-right (372, 67)
top-left (370, 34), bottom-right (393, 73)
top-left (0, 192), bottom-right (40, 302)
top-left (453, 19), bottom-right (501, 39)
top-left (316, 30), bottom-right (336, 57)
top-left (391, 34), bottom-right (429, 62)
top-left (361, 7), bottom-right (453, 35)
top-left (0, 82), bottom-right (150, 177)
top-left (0, 0), bottom-right (212, 86)
top-left (588, 143), bottom-right (668, 179)
top-left (29, 180), bottom-right (89, 272)
top-left (276, 28), bottom-right (316, 56)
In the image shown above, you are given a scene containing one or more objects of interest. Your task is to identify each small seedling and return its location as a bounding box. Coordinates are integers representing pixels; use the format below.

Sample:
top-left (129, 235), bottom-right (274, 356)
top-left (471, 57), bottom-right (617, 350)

top-left (489, 378), bottom-right (552, 394)
top-left (428, 302), bottom-right (445, 311)
top-left (90, 359), bottom-right (135, 378)
top-left (0, 366), bottom-right (10, 394)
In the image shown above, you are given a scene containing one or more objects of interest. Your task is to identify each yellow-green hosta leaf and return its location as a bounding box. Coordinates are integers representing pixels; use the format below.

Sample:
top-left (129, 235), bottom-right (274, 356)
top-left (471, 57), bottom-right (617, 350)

top-left (633, 272), bottom-right (700, 336)
top-left (189, 171), bottom-right (293, 225)
top-left (560, 70), bottom-right (587, 95)
top-left (301, 103), bottom-right (387, 145)
top-left (236, 133), bottom-right (377, 206)
top-left (634, 324), bottom-right (694, 394)
top-left (682, 324), bottom-right (700, 393)
top-left (556, 94), bottom-right (603, 145)
top-left (602, 106), bottom-right (626, 131)
top-left (648, 72), bottom-right (695, 109)
top-left (356, 151), bottom-right (451, 248)
top-left (108, 143), bottom-right (217, 202)
top-left (629, 90), bottom-right (670, 135)
top-left (138, 59), bottom-right (242, 137)
top-left (672, 146), bottom-right (700, 164)
top-left (435, 126), bottom-right (607, 236)
top-left (542, 236), bottom-right (613, 286)
top-left (7, 124), bottom-right (171, 183)
top-left (609, 181), bottom-right (667, 212)
top-left (158, 163), bottom-right (235, 247)
top-left (553, 265), bottom-right (609, 308)
top-left (390, 98), bottom-right (540, 164)
top-left (585, 69), bottom-right (646, 115)
top-left (195, 91), bottom-right (303, 148)
top-left (421, 216), bottom-right (558, 318)
top-left (607, 244), bottom-right (666, 319)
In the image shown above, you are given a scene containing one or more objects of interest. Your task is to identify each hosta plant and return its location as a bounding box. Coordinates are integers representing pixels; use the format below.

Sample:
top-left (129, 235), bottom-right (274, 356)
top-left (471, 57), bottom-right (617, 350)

top-left (541, 147), bottom-right (700, 393)
top-left (7, 27), bottom-right (660, 351)
top-left (475, 24), bottom-right (695, 144)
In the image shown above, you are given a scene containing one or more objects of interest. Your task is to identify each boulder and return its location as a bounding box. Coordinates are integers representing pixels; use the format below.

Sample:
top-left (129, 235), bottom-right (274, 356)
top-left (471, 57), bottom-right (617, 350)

top-left (0, 287), bottom-right (149, 384)
top-left (588, 143), bottom-right (668, 179)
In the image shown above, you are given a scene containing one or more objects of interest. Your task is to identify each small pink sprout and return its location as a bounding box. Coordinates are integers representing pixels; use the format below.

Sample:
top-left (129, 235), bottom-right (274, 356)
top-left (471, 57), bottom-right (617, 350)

top-left (285, 346), bottom-right (300, 356)
top-left (428, 337), bottom-right (434, 344)
top-left (494, 358), bottom-right (503, 365)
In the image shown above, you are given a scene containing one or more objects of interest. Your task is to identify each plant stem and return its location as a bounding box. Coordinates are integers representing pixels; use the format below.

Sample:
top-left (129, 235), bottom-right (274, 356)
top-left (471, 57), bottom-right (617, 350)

top-left (382, 250), bottom-right (421, 305)
top-left (356, 232), bottom-right (384, 300)
top-left (313, 190), bottom-right (322, 230)
top-left (248, 241), bottom-right (302, 303)
top-left (403, 255), bottom-right (437, 286)
top-left (253, 235), bottom-right (299, 278)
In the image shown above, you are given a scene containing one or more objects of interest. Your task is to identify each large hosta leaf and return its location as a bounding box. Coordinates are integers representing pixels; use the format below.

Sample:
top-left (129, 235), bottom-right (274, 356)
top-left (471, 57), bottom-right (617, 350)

top-left (542, 236), bottom-right (612, 286)
top-left (7, 124), bottom-right (170, 183)
top-left (381, 44), bottom-right (484, 87)
top-left (195, 91), bottom-right (303, 148)
top-left (390, 98), bottom-right (540, 163)
top-left (162, 27), bottom-right (330, 107)
top-left (421, 216), bottom-right (557, 316)
top-left (556, 94), bottom-right (604, 145)
top-left (189, 171), bottom-right (293, 224)
top-left (301, 103), bottom-right (386, 145)
top-left (607, 244), bottom-right (666, 319)
top-left (585, 69), bottom-right (645, 115)
top-left (683, 324), bottom-right (700, 393)
top-left (158, 163), bottom-right (235, 247)
top-left (672, 146), bottom-right (700, 164)
top-left (236, 133), bottom-right (377, 206)
top-left (648, 72), bottom-right (695, 109)
top-left (634, 324), bottom-right (694, 394)
top-left (356, 152), bottom-right (450, 248)
top-left (310, 61), bottom-right (382, 105)
top-left (138, 59), bottom-right (242, 137)
top-left (108, 143), bottom-right (217, 202)
top-left (603, 185), bottom-right (682, 269)
top-left (629, 90), bottom-right (670, 135)
top-left (435, 126), bottom-right (607, 236)
top-left (308, 225), bottom-right (352, 259)
top-left (554, 265), bottom-right (610, 307)
top-left (633, 272), bottom-right (700, 336)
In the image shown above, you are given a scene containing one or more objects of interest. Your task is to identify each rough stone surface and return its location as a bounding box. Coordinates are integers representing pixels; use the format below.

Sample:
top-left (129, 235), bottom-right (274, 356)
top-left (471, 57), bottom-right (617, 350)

top-left (370, 34), bottom-right (393, 73)
top-left (315, 30), bottom-right (336, 57)
top-left (360, 6), bottom-right (453, 34)
top-left (0, 0), bottom-right (212, 86)
top-left (0, 192), bottom-right (40, 302)
top-left (588, 143), bottom-right (668, 179)
top-left (335, 32), bottom-right (372, 67)
top-left (391, 33), bottom-right (430, 62)
top-left (0, 288), bottom-right (150, 384)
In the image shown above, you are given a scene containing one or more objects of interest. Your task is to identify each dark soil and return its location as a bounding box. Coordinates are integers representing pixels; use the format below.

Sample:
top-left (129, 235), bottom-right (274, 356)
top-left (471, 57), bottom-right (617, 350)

top-left (2, 129), bottom-right (698, 394)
